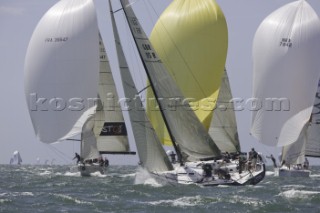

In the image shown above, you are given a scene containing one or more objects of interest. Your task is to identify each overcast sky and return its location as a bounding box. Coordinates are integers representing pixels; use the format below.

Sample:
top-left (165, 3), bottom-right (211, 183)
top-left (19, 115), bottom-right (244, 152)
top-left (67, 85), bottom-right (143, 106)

top-left (1, 0), bottom-right (320, 165)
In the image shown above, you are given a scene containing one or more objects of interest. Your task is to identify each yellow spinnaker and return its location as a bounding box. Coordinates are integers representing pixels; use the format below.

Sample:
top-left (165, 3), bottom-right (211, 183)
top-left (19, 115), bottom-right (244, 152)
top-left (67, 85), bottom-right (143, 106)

top-left (148, 0), bottom-right (228, 145)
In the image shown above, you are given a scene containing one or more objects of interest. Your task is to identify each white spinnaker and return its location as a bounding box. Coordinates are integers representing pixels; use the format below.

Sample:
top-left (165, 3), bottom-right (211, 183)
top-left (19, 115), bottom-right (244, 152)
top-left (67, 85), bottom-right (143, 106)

top-left (209, 70), bottom-right (240, 153)
top-left (120, 0), bottom-right (221, 162)
top-left (24, 0), bottom-right (99, 143)
top-left (305, 81), bottom-right (320, 158)
top-left (94, 35), bottom-right (130, 153)
top-left (109, 0), bottom-right (172, 171)
top-left (251, 0), bottom-right (320, 147)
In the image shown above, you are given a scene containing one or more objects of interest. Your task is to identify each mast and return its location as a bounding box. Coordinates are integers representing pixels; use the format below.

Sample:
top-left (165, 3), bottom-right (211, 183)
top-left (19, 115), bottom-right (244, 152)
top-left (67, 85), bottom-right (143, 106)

top-left (118, 0), bottom-right (183, 164)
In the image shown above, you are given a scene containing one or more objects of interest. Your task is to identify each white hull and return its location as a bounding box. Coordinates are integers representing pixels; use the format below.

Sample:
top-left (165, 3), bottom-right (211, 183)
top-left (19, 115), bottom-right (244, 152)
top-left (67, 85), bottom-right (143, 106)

top-left (151, 159), bottom-right (266, 186)
top-left (77, 163), bottom-right (106, 176)
top-left (274, 168), bottom-right (311, 177)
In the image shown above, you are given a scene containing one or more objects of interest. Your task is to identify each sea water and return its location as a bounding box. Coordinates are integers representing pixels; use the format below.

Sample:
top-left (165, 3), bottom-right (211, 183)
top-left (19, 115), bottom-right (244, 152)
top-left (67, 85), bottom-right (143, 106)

top-left (0, 165), bottom-right (319, 213)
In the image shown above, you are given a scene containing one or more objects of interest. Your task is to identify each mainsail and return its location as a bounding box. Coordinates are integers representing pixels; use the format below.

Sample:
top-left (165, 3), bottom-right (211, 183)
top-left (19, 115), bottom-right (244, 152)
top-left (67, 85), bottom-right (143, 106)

top-left (148, 0), bottom-right (228, 146)
top-left (251, 0), bottom-right (320, 147)
top-left (24, 0), bottom-right (100, 143)
top-left (209, 70), bottom-right (240, 153)
top-left (120, 0), bottom-right (221, 162)
top-left (109, 0), bottom-right (172, 171)
top-left (94, 34), bottom-right (133, 154)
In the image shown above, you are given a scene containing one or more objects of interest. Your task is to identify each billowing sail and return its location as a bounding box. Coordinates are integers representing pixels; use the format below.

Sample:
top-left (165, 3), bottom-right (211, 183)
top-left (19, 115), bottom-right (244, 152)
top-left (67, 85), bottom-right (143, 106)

top-left (93, 34), bottom-right (132, 154)
top-left (108, 1), bottom-right (172, 171)
top-left (305, 81), bottom-right (320, 157)
top-left (120, 0), bottom-right (221, 162)
top-left (281, 124), bottom-right (307, 165)
top-left (24, 0), bottom-right (100, 143)
top-left (148, 0), bottom-right (228, 146)
top-left (81, 114), bottom-right (100, 161)
top-left (251, 0), bottom-right (320, 147)
top-left (209, 70), bottom-right (240, 153)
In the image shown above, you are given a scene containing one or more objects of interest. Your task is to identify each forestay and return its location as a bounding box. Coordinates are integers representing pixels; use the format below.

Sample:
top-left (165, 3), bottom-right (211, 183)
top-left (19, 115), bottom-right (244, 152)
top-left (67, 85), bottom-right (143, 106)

top-left (251, 0), bottom-right (320, 147)
top-left (120, 0), bottom-right (221, 162)
top-left (24, 0), bottom-right (100, 143)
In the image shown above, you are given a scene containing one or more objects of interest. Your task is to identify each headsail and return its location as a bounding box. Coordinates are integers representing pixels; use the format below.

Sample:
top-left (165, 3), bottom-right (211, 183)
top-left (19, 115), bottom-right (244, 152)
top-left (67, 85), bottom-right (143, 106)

top-left (24, 0), bottom-right (100, 143)
top-left (120, 0), bottom-right (221, 162)
top-left (209, 70), bottom-right (240, 153)
top-left (251, 0), bottom-right (320, 147)
top-left (81, 114), bottom-right (101, 161)
top-left (148, 0), bottom-right (228, 146)
top-left (109, 0), bottom-right (172, 171)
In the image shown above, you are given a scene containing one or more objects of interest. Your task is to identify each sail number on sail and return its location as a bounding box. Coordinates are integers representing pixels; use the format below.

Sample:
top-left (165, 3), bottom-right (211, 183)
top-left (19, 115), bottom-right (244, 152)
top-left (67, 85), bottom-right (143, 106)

top-left (100, 122), bottom-right (127, 136)
top-left (44, 37), bottom-right (68, 43)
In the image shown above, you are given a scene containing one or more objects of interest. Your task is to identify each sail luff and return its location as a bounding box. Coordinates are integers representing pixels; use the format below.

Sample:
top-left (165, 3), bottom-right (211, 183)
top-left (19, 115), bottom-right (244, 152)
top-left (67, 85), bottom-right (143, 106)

top-left (109, 0), bottom-right (172, 171)
top-left (120, 0), bottom-right (221, 162)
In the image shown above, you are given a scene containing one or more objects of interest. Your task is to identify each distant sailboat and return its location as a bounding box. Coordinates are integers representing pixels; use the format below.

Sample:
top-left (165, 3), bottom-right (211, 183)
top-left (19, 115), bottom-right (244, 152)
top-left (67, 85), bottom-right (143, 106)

top-left (251, 0), bottom-right (320, 177)
top-left (10, 151), bottom-right (22, 165)
top-left (24, 0), bottom-right (135, 176)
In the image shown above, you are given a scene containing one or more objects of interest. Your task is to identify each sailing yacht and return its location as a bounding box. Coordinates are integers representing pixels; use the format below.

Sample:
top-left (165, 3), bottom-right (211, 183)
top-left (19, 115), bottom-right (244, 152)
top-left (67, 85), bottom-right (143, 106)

top-left (10, 151), bottom-right (22, 165)
top-left (112, 0), bottom-right (265, 185)
top-left (251, 0), bottom-right (320, 177)
top-left (24, 0), bottom-right (135, 176)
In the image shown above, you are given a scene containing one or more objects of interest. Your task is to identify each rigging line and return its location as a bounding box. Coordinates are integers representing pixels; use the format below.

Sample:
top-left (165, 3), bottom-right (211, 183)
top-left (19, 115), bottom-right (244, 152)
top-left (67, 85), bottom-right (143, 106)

top-left (45, 144), bottom-right (71, 163)
top-left (146, 0), bottom-right (208, 98)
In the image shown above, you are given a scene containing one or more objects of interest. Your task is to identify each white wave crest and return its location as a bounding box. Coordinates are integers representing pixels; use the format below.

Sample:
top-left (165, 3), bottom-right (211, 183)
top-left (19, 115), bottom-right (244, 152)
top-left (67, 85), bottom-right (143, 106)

top-left (266, 171), bottom-right (275, 176)
top-left (134, 167), bottom-right (163, 187)
top-left (89, 171), bottom-right (107, 178)
top-left (39, 170), bottom-right (52, 176)
top-left (63, 171), bottom-right (81, 177)
top-left (279, 189), bottom-right (320, 199)
top-left (149, 195), bottom-right (203, 207)
top-left (52, 193), bottom-right (93, 205)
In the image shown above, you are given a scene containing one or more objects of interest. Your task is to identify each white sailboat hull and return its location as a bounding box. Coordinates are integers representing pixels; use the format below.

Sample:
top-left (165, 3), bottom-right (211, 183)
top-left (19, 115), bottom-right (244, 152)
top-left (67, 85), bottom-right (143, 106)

top-left (274, 167), bottom-right (311, 177)
top-left (151, 160), bottom-right (265, 186)
top-left (77, 163), bottom-right (106, 177)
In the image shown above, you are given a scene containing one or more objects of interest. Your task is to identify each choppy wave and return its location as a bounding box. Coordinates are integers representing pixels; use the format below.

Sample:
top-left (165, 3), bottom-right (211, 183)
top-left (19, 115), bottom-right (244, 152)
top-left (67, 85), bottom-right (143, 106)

top-left (52, 193), bottom-right (93, 205)
top-left (279, 189), bottom-right (320, 199)
top-left (148, 195), bottom-right (205, 207)
top-left (1, 165), bottom-right (320, 212)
